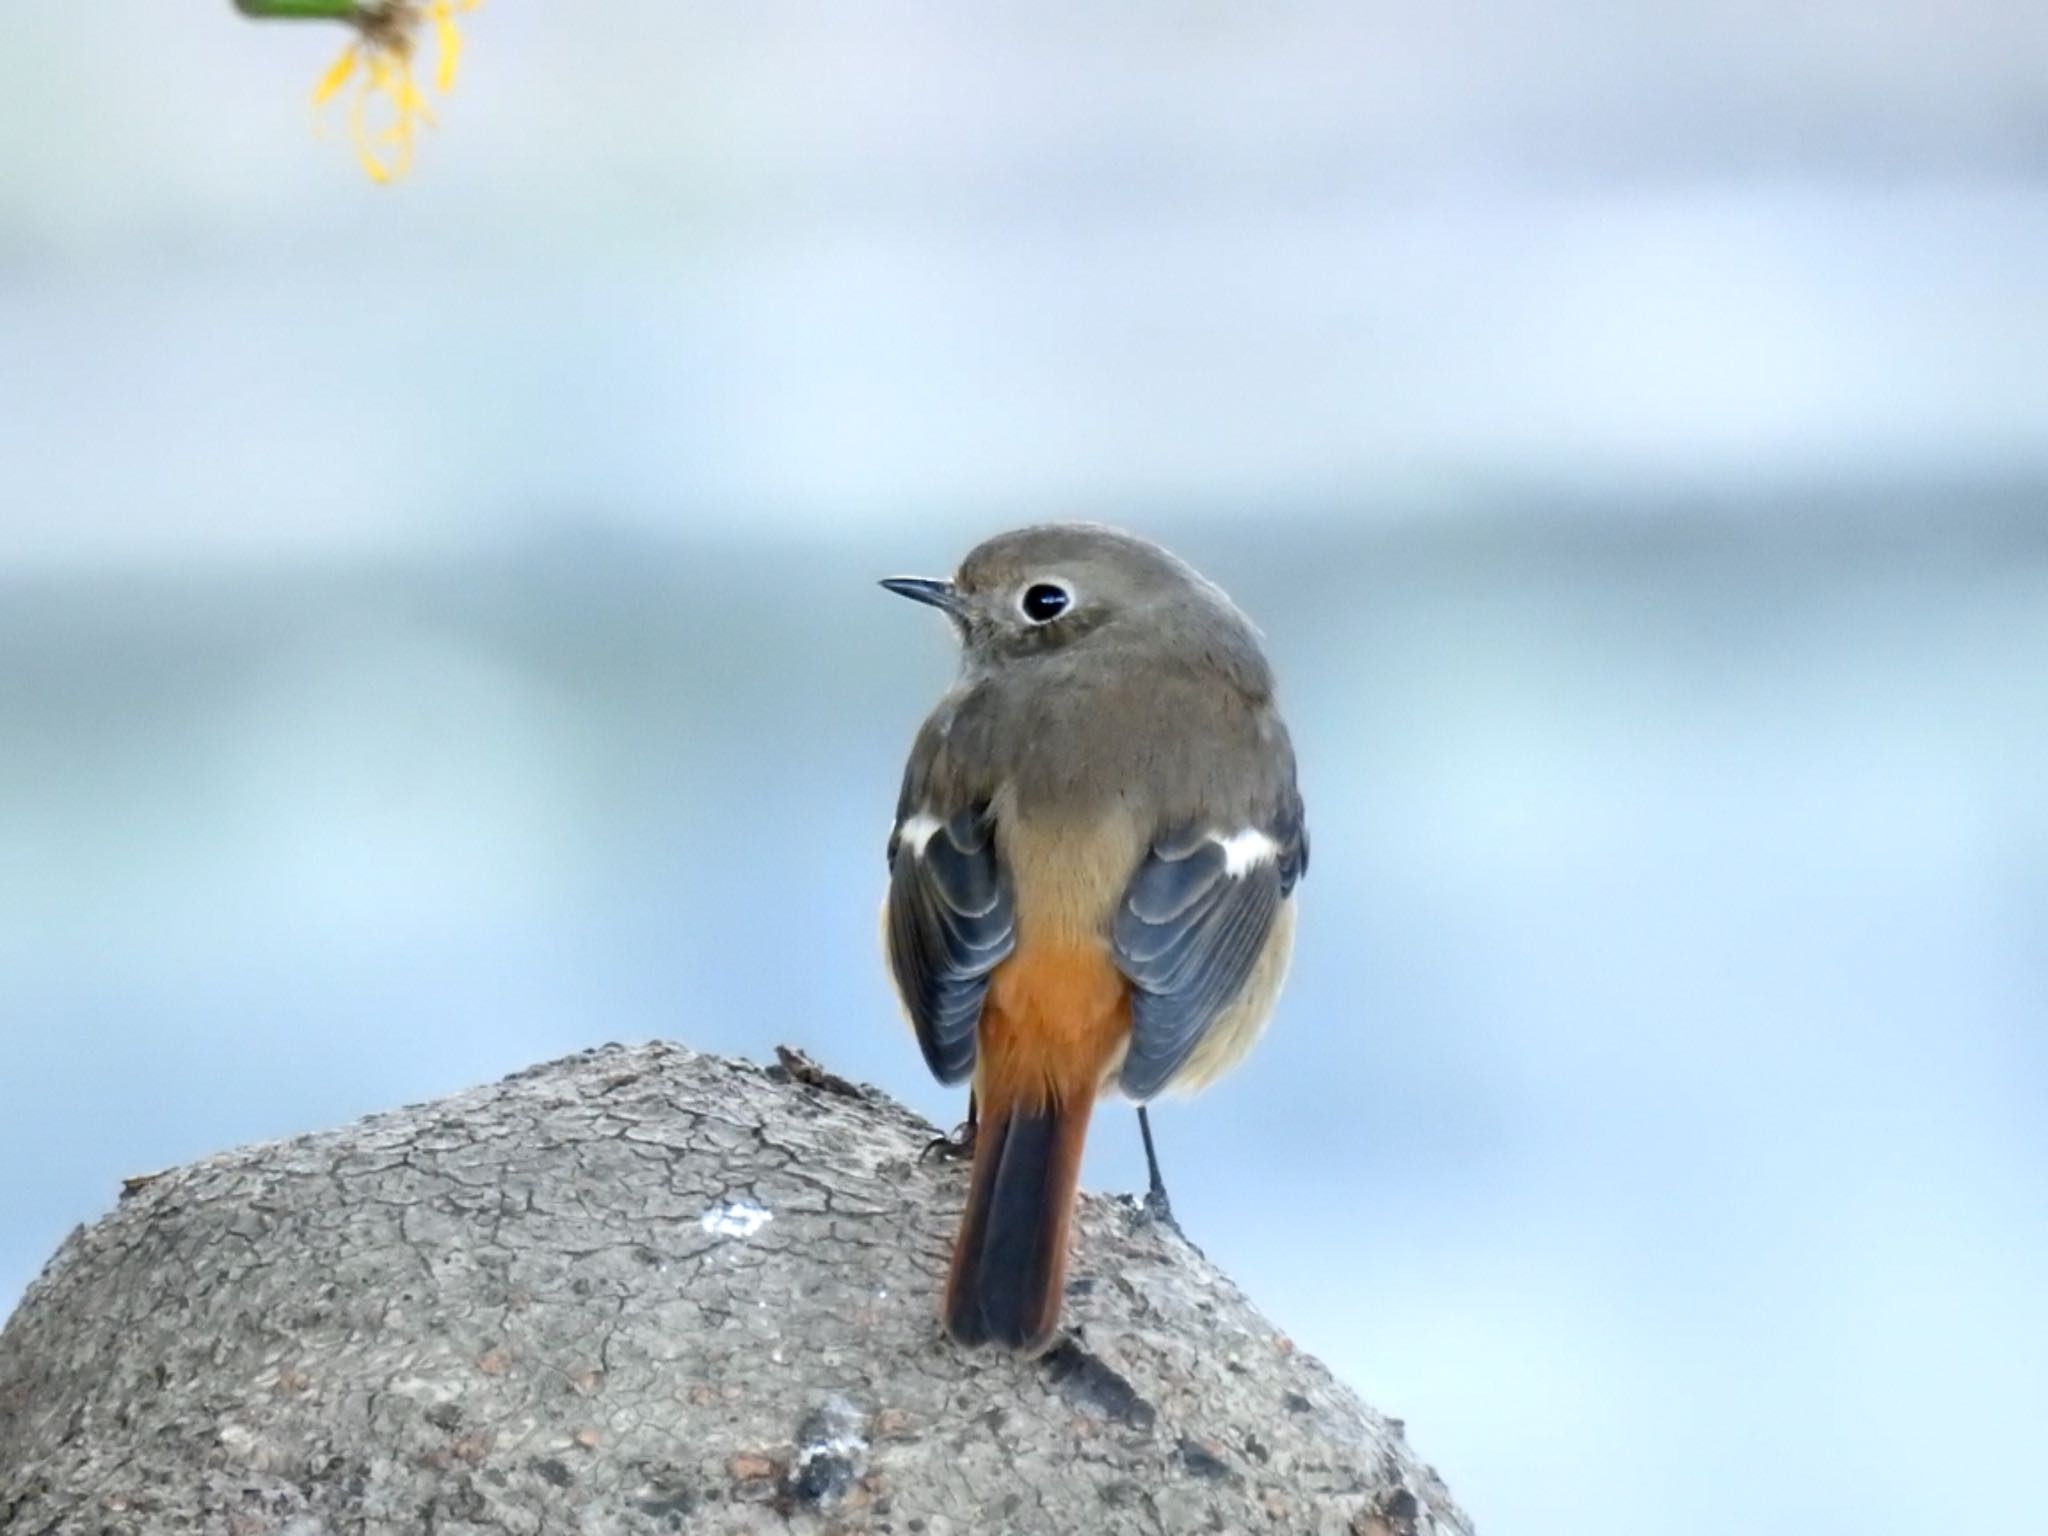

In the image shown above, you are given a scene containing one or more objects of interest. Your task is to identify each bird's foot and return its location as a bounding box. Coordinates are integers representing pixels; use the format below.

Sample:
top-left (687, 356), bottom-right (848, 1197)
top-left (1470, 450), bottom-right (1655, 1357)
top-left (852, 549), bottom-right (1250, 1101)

top-left (920, 1118), bottom-right (977, 1164)
top-left (1138, 1179), bottom-right (1180, 1232)
top-left (1133, 1104), bottom-right (1180, 1231)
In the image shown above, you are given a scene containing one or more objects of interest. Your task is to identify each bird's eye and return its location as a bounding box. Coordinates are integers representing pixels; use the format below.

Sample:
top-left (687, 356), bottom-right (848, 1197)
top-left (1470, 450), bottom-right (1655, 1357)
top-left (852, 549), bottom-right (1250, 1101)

top-left (1018, 582), bottom-right (1072, 624)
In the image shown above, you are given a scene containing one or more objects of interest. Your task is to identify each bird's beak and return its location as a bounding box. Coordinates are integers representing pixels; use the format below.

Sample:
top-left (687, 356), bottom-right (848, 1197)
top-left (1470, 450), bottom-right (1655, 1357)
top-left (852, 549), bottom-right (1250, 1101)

top-left (879, 576), bottom-right (964, 616)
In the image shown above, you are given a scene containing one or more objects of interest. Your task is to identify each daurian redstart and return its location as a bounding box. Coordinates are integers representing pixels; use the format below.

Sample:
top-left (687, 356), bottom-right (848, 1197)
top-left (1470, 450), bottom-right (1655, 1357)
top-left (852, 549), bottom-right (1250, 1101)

top-left (881, 524), bottom-right (1307, 1354)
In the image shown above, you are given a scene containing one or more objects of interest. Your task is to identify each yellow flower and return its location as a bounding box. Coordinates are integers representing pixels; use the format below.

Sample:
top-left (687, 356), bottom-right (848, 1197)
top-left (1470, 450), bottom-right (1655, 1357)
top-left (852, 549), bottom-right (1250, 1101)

top-left (311, 1), bottom-right (480, 183)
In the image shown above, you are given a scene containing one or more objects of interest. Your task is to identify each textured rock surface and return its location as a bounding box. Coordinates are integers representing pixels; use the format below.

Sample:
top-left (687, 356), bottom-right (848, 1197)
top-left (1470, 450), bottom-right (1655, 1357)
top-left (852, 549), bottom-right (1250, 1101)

top-left (0, 1042), bottom-right (1470, 1535)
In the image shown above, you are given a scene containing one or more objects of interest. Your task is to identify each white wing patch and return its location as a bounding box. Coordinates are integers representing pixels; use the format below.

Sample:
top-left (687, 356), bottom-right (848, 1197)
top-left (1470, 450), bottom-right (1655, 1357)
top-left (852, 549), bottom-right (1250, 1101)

top-left (896, 812), bottom-right (944, 858)
top-left (1215, 827), bottom-right (1280, 878)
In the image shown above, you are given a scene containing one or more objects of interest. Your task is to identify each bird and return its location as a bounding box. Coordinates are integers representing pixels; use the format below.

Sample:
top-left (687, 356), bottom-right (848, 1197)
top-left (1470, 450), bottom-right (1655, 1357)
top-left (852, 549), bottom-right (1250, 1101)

top-left (879, 524), bottom-right (1308, 1353)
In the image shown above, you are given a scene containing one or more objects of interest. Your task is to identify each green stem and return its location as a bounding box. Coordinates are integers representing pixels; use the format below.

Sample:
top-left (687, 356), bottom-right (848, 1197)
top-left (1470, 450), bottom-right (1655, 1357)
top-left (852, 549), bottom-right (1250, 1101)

top-left (233, 0), bottom-right (359, 20)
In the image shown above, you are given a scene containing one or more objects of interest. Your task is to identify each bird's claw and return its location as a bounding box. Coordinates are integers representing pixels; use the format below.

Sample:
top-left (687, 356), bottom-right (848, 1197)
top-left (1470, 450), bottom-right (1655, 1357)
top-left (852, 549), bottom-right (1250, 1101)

top-left (1139, 1182), bottom-right (1180, 1232)
top-left (920, 1119), bottom-right (977, 1164)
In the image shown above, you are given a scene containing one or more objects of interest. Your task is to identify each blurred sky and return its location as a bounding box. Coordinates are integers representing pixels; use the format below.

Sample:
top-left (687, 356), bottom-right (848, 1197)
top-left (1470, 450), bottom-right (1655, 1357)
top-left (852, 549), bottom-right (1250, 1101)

top-left (3, 6), bottom-right (2047, 1536)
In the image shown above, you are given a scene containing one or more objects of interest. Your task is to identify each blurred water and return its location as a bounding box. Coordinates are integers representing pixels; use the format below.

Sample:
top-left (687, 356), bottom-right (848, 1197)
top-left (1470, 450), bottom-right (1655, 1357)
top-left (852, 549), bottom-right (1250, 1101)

top-left (5, 5), bottom-right (2048, 1529)
top-left (3, 503), bottom-right (2043, 1533)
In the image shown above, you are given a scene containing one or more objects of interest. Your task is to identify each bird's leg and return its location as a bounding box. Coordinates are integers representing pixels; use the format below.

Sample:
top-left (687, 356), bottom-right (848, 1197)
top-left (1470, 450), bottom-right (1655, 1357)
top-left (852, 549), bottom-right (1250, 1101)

top-left (921, 1091), bottom-right (978, 1163)
top-left (1137, 1105), bottom-right (1178, 1229)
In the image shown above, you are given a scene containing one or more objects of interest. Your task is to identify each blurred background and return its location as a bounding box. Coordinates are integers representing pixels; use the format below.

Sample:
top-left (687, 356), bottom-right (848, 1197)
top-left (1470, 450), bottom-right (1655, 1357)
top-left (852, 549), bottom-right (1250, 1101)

top-left (4, 4), bottom-right (2046, 1532)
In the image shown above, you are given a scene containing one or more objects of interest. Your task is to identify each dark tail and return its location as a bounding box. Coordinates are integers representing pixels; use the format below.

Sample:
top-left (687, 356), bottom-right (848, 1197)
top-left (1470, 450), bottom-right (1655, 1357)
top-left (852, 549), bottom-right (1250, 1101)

top-left (944, 1086), bottom-right (1094, 1353)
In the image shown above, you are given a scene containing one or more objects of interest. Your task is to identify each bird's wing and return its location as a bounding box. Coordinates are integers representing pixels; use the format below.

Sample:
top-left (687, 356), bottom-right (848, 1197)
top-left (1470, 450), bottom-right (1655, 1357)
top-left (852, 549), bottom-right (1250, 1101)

top-left (886, 801), bottom-right (1014, 1085)
top-left (1111, 790), bottom-right (1306, 1101)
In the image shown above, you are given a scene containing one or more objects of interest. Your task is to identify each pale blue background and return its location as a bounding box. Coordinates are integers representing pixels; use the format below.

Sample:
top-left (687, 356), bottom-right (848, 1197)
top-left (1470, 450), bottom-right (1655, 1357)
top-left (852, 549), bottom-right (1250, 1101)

top-left (4, 6), bottom-right (2046, 1534)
